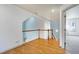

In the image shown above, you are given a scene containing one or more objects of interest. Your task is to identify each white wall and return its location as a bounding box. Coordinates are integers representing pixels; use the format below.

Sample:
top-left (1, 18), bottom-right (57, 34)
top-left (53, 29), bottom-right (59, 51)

top-left (0, 4), bottom-right (61, 53)
top-left (0, 5), bottom-right (52, 53)
top-left (0, 5), bottom-right (33, 53)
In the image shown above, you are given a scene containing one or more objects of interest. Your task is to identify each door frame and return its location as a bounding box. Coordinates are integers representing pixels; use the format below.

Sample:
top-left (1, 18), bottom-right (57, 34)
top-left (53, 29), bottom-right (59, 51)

top-left (60, 4), bottom-right (78, 53)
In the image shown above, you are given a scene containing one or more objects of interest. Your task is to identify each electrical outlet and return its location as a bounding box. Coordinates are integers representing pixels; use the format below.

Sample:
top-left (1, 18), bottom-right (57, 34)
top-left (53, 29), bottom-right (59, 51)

top-left (16, 40), bottom-right (19, 43)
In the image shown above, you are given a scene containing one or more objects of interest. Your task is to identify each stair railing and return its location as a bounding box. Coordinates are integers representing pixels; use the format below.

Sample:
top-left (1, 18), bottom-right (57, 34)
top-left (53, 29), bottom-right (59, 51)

top-left (22, 29), bottom-right (55, 40)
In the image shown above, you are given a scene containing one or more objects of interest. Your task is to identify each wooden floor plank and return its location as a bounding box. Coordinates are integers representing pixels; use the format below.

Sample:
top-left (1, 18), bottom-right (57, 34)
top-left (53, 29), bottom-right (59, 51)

top-left (3, 38), bottom-right (65, 54)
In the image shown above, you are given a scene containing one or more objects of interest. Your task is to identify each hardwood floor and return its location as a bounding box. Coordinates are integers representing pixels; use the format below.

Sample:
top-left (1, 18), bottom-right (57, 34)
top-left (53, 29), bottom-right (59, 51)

top-left (3, 38), bottom-right (64, 54)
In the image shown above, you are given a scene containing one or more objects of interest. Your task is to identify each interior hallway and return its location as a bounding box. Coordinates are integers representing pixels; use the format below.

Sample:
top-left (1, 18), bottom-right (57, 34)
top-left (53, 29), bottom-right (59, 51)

top-left (0, 4), bottom-right (76, 54)
top-left (3, 38), bottom-right (64, 54)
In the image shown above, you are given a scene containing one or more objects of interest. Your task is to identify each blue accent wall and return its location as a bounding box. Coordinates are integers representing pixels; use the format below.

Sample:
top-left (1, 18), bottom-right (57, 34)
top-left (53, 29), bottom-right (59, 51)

top-left (22, 16), bottom-right (51, 42)
top-left (23, 17), bottom-right (38, 41)
top-left (50, 20), bottom-right (60, 40)
top-left (22, 16), bottom-right (60, 41)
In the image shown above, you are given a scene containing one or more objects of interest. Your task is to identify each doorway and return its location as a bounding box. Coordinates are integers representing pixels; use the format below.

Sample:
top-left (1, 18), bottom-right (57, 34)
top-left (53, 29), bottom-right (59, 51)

top-left (64, 5), bottom-right (79, 54)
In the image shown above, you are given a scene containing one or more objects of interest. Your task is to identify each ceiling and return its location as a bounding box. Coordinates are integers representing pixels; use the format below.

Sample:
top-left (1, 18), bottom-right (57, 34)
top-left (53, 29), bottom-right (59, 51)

top-left (17, 4), bottom-right (63, 20)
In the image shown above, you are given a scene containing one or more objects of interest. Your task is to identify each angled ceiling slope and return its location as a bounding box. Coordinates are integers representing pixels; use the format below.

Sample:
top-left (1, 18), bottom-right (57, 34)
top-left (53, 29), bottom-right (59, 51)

top-left (16, 4), bottom-right (63, 20)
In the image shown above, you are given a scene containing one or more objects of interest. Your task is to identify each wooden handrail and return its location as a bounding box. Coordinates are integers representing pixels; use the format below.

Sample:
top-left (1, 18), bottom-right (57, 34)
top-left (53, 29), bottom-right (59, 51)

top-left (22, 29), bottom-right (55, 40)
top-left (22, 29), bottom-right (53, 32)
